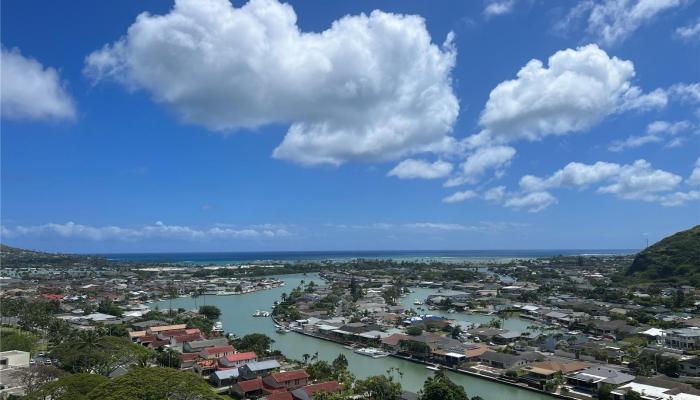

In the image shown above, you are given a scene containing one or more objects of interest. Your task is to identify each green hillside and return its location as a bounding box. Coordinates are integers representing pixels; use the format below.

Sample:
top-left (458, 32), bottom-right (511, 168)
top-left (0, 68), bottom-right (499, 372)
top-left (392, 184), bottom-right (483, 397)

top-left (0, 244), bottom-right (109, 269)
top-left (626, 225), bottom-right (700, 284)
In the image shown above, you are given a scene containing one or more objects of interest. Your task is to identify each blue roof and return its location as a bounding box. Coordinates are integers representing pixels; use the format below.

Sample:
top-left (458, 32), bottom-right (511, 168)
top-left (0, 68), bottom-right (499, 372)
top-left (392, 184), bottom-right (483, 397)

top-left (245, 359), bottom-right (281, 371)
top-left (213, 368), bottom-right (239, 380)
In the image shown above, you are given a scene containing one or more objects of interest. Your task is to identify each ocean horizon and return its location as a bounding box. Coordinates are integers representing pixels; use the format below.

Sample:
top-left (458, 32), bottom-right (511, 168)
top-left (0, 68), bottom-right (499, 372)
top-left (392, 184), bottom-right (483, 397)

top-left (99, 248), bottom-right (639, 264)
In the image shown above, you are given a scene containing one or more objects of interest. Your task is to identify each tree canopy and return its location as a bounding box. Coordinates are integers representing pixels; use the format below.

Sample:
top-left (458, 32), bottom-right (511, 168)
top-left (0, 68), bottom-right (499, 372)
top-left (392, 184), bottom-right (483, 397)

top-left (85, 367), bottom-right (222, 400)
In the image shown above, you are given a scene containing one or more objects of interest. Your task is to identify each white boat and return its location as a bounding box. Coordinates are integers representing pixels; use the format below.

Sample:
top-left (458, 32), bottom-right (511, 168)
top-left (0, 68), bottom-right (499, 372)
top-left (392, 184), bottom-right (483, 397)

top-left (212, 321), bottom-right (223, 332)
top-left (252, 310), bottom-right (271, 317)
top-left (354, 348), bottom-right (390, 358)
top-left (413, 299), bottom-right (423, 305)
top-left (276, 327), bottom-right (290, 334)
top-left (426, 365), bottom-right (440, 371)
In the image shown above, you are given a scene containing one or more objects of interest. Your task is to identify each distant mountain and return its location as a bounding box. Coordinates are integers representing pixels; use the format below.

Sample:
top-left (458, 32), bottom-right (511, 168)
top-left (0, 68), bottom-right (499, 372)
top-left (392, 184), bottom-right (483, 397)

top-left (626, 225), bottom-right (700, 283)
top-left (0, 244), bottom-right (109, 269)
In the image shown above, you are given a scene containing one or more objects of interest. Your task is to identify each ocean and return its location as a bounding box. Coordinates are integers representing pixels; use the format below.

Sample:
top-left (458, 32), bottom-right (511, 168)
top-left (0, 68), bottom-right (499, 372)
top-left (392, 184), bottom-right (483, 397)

top-left (100, 249), bottom-right (637, 264)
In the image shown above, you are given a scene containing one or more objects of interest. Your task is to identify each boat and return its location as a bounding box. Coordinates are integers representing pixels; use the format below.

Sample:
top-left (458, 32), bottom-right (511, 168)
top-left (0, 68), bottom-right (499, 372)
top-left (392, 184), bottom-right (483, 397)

top-left (276, 327), bottom-right (290, 334)
top-left (354, 348), bottom-right (390, 358)
top-left (252, 310), bottom-right (271, 317)
top-left (212, 321), bottom-right (223, 332)
top-left (426, 365), bottom-right (440, 371)
top-left (413, 299), bottom-right (423, 305)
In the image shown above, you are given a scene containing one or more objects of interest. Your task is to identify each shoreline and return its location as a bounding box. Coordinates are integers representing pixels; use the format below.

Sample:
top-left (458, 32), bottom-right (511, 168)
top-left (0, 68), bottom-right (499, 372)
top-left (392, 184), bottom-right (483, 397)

top-left (273, 316), bottom-right (575, 400)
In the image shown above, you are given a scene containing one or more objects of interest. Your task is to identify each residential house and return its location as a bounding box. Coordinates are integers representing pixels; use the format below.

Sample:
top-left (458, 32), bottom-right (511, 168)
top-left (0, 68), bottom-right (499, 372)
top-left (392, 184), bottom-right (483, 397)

top-left (478, 351), bottom-right (542, 370)
top-left (664, 328), bottom-right (700, 350)
top-left (218, 352), bottom-right (258, 369)
top-left (611, 376), bottom-right (700, 400)
top-left (210, 368), bottom-right (239, 387)
top-left (263, 370), bottom-right (310, 391)
top-left (200, 345), bottom-right (235, 360)
top-left (239, 360), bottom-right (282, 380)
top-left (566, 366), bottom-right (635, 394)
top-left (290, 381), bottom-right (342, 400)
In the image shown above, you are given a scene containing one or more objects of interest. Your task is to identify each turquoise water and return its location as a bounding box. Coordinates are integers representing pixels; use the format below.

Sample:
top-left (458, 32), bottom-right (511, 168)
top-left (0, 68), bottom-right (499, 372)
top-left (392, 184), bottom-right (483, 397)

top-left (153, 273), bottom-right (553, 399)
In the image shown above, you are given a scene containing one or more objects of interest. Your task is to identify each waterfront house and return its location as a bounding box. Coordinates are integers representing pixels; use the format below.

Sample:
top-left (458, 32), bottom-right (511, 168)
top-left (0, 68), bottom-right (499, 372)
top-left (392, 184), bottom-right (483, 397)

top-left (478, 351), bottom-right (542, 370)
top-left (466, 328), bottom-right (505, 343)
top-left (519, 366), bottom-right (557, 390)
top-left (566, 366), bottom-right (635, 394)
top-left (263, 369), bottom-right (310, 390)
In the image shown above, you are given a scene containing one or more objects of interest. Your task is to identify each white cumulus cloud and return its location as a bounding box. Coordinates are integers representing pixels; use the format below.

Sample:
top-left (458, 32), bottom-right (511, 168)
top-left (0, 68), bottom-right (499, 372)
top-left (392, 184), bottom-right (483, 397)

top-left (445, 146), bottom-right (516, 186)
top-left (1, 47), bottom-right (76, 121)
top-left (388, 159), bottom-right (453, 180)
top-left (476, 44), bottom-right (665, 145)
top-left (517, 159), bottom-right (695, 207)
top-left (84, 0), bottom-right (458, 165)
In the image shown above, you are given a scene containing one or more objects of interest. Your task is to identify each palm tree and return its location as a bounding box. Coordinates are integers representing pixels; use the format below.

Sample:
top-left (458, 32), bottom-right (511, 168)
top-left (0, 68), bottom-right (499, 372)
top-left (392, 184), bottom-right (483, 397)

top-left (167, 285), bottom-right (178, 316)
top-left (198, 288), bottom-right (207, 307)
top-left (191, 289), bottom-right (199, 308)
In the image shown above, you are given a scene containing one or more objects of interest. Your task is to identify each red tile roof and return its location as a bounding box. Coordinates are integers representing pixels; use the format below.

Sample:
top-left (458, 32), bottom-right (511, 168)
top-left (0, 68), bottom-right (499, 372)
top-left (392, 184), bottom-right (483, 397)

top-left (266, 392), bottom-right (293, 400)
top-left (238, 377), bottom-right (263, 392)
top-left (160, 329), bottom-right (188, 336)
top-left (179, 353), bottom-right (199, 361)
top-left (170, 333), bottom-right (204, 343)
top-left (270, 369), bottom-right (310, 383)
top-left (301, 381), bottom-right (341, 396)
top-left (203, 345), bottom-right (234, 355)
top-left (224, 352), bottom-right (257, 362)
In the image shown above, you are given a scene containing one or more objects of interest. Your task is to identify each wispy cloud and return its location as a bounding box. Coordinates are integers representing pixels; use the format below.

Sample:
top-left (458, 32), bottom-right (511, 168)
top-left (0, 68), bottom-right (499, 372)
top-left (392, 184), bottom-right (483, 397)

top-left (1, 221), bottom-right (293, 241)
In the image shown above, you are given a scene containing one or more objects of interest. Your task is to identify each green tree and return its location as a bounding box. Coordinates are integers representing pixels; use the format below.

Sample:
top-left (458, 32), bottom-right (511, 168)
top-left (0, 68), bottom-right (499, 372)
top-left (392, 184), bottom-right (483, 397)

top-left (97, 300), bottom-right (123, 317)
top-left (0, 330), bottom-right (36, 352)
top-left (232, 333), bottom-right (275, 356)
top-left (354, 375), bottom-right (402, 400)
top-left (406, 326), bottom-right (423, 336)
top-left (27, 373), bottom-right (108, 400)
top-left (420, 370), bottom-right (469, 400)
top-left (332, 354), bottom-right (348, 372)
top-left (307, 360), bottom-right (334, 380)
top-left (85, 367), bottom-right (222, 400)
top-left (198, 305), bottom-right (221, 320)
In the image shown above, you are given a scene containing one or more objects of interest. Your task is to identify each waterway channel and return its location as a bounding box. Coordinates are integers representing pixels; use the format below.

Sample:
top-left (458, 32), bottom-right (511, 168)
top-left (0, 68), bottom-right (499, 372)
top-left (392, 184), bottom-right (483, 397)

top-left (154, 273), bottom-right (554, 399)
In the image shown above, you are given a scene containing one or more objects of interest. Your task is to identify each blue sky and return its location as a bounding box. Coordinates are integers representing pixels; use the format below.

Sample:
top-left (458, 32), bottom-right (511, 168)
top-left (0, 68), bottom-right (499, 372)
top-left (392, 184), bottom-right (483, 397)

top-left (1, 0), bottom-right (699, 253)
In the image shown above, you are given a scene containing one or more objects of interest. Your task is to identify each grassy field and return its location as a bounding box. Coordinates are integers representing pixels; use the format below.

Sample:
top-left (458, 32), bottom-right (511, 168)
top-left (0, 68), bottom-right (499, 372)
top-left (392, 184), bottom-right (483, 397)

top-left (0, 326), bottom-right (47, 354)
